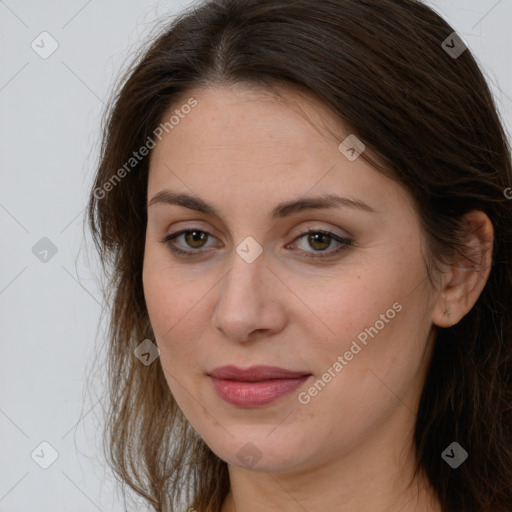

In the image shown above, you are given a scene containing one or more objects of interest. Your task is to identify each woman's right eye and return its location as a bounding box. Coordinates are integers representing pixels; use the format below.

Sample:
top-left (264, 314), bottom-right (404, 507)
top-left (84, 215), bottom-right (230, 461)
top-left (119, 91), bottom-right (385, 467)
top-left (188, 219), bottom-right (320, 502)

top-left (161, 229), bottom-right (218, 256)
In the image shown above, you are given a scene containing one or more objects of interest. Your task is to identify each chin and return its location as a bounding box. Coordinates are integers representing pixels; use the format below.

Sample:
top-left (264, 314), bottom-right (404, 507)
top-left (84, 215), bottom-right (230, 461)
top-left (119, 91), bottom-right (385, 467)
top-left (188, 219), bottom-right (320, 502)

top-left (204, 429), bottom-right (316, 473)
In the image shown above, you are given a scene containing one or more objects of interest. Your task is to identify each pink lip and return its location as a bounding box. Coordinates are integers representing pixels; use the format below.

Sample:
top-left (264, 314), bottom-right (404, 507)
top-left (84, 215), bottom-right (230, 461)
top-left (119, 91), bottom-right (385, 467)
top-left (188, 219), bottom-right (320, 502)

top-left (208, 365), bottom-right (312, 408)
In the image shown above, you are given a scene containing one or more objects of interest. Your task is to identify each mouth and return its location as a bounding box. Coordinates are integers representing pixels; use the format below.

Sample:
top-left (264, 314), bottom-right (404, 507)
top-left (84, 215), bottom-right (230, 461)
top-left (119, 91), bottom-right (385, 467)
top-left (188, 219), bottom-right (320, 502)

top-left (208, 365), bottom-right (312, 408)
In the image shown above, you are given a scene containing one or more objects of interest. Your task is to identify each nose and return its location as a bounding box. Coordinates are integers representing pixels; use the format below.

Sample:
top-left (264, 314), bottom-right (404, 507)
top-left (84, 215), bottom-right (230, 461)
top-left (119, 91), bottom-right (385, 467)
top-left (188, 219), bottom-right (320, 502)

top-left (211, 248), bottom-right (287, 343)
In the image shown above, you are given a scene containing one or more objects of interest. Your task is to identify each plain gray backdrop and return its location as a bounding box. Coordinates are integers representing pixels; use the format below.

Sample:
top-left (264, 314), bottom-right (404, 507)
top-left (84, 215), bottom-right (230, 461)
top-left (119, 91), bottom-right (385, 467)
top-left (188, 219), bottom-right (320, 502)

top-left (1, 0), bottom-right (511, 510)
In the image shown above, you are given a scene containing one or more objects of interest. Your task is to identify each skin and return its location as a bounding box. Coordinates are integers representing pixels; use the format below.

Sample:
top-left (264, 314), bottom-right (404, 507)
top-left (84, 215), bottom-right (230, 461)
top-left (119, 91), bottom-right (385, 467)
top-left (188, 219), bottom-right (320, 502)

top-left (142, 83), bottom-right (493, 512)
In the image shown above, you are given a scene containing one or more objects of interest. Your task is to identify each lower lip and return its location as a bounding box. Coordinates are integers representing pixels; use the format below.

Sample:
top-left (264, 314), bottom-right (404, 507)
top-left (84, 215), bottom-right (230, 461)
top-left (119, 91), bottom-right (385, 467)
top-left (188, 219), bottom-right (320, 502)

top-left (210, 376), bottom-right (310, 407)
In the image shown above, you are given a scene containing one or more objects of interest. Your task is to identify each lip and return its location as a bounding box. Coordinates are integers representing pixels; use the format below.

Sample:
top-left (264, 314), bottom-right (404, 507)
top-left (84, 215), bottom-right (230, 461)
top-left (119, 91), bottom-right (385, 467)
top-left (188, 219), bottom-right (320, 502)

top-left (208, 365), bottom-right (312, 408)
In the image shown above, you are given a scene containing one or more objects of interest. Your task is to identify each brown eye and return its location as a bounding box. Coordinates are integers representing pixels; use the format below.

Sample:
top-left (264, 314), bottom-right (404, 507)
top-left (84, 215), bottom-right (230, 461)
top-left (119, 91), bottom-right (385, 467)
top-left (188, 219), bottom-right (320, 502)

top-left (305, 232), bottom-right (331, 251)
top-left (289, 229), bottom-right (352, 260)
top-left (161, 229), bottom-right (219, 256)
top-left (182, 230), bottom-right (209, 249)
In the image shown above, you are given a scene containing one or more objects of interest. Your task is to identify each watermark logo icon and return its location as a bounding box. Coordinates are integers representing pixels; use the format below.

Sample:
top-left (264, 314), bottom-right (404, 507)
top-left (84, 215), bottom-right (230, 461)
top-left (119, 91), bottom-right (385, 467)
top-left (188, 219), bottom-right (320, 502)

top-left (134, 339), bottom-right (160, 366)
top-left (32, 237), bottom-right (58, 263)
top-left (31, 32), bottom-right (59, 59)
top-left (31, 441), bottom-right (59, 469)
top-left (338, 134), bottom-right (365, 161)
top-left (441, 441), bottom-right (468, 468)
top-left (441, 32), bottom-right (467, 59)
top-left (236, 236), bottom-right (263, 264)
top-left (236, 442), bottom-right (262, 468)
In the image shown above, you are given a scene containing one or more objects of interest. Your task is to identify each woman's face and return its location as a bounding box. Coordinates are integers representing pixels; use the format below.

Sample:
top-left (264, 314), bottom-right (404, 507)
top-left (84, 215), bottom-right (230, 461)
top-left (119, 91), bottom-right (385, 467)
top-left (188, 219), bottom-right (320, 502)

top-left (143, 83), bottom-right (441, 473)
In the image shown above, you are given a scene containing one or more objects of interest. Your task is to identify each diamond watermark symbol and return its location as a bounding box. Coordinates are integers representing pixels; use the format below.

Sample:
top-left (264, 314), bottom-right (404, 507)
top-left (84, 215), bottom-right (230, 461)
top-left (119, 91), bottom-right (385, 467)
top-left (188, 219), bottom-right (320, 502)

top-left (441, 441), bottom-right (468, 468)
top-left (236, 442), bottom-right (262, 469)
top-left (31, 441), bottom-right (59, 469)
top-left (441, 32), bottom-right (467, 59)
top-left (32, 237), bottom-right (58, 263)
top-left (134, 339), bottom-right (160, 366)
top-left (236, 236), bottom-right (263, 264)
top-left (338, 134), bottom-right (365, 161)
top-left (31, 31), bottom-right (59, 59)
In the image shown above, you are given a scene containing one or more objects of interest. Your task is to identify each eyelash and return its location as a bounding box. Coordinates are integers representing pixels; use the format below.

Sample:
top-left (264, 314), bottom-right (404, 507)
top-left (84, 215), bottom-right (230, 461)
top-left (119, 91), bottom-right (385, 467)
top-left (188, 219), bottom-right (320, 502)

top-left (160, 227), bottom-right (352, 260)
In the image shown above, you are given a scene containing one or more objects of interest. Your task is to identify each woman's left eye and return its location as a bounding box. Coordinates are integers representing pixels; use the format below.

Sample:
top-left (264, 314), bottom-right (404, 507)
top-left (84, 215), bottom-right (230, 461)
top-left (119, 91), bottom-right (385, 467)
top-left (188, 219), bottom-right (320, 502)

top-left (288, 228), bottom-right (352, 259)
top-left (161, 227), bottom-right (352, 260)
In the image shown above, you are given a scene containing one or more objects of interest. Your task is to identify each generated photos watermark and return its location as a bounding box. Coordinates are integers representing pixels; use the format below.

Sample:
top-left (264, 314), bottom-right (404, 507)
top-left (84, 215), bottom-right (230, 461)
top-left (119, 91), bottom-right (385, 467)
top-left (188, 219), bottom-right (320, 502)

top-left (298, 301), bottom-right (403, 405)
top-left (93, 97), bottom-right (198, 200)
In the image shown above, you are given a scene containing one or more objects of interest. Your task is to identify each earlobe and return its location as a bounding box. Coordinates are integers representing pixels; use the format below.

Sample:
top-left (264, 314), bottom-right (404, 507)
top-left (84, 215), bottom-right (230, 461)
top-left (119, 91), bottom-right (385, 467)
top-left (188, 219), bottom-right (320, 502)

top-left (432, 211), bottom-right (494, 328)
top-left (432, 292), bottom-right (454, 328)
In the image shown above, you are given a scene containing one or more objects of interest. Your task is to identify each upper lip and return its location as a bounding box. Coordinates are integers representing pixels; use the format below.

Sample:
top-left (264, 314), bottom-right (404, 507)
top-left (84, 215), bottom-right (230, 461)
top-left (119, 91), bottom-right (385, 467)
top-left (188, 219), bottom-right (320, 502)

top-left (209, 365), bottom-right (311, 381)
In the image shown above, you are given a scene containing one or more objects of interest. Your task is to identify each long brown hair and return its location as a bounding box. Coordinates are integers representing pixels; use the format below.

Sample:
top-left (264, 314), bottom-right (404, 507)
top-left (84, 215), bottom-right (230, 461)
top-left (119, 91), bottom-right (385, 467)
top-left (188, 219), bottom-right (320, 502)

top-left (86, 1), bottom-right (512, 510)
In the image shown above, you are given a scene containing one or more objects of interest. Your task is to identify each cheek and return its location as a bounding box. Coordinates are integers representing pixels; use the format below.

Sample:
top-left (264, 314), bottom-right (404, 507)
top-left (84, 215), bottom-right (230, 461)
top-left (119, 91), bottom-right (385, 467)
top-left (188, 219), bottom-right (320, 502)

top-left (307, 270), bottom-right (399, 349)
top-left (143, 256), bottom-right (172, 336)
top-left (312, 257), bottom-right (427, 387)
top-left (143, 238), bottom-right (187, 323)
top-left (298, 236), bottom-right (423, 361)
top-left (142, 266), bottom-right (196, 404)
top-left (143, 245), bottom-right (185, 349)
top-left (298, 293), bottom-right (425, 449)
top-left (142, 246), bottom-right (210, 367)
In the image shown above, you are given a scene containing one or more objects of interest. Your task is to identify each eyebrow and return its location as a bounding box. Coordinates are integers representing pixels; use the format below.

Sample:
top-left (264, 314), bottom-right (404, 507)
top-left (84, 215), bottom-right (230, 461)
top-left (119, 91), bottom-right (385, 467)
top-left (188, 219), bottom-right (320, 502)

top-left (148, 191), bottom-right (377, 219)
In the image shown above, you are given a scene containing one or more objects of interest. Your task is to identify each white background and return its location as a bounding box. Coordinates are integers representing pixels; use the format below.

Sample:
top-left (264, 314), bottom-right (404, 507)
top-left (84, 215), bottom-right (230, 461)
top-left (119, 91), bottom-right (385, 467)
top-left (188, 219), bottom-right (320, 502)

top-left (0, 0), bottom-right (510, 510)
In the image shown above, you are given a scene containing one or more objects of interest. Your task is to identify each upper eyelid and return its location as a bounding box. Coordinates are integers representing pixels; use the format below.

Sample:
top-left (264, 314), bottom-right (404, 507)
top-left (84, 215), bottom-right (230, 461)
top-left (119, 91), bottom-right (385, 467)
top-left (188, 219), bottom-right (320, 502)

top-left (164, 220), bottom-right (351, 239)
top-left (167, 226), bottom-right (341, 238)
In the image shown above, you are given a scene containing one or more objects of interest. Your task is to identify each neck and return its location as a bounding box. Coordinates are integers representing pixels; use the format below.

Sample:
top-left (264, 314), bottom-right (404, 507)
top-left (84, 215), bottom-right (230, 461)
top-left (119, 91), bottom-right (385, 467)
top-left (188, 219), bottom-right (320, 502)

top-left (222, 463), bottom-right (440, 512)
top-left (220, 410), bottom-right (441, 512)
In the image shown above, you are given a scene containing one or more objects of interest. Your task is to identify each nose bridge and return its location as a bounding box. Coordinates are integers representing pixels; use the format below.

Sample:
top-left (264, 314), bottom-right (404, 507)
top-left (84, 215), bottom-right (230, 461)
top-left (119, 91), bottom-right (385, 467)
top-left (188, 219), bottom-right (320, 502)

top-left (220, 243), bottom-right (267, 312)
top-left (224, 232), bottom-right (267, 294)
top-left (212, 242), bottom-right (279, 339)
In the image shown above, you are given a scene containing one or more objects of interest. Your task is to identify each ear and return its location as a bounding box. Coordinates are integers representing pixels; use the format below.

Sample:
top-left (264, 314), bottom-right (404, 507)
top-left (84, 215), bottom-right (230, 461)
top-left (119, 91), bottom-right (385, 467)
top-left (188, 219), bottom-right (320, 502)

top-left (432, 210), bottom-right (494, 328)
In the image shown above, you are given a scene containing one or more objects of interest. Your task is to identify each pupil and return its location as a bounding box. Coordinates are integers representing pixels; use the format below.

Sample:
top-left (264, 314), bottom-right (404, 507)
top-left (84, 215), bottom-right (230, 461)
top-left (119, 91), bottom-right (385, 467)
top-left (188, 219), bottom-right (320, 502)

top-left (187, 231), bottom-right (206, 247)
top-left (309, 233), bottom-right (329, 250)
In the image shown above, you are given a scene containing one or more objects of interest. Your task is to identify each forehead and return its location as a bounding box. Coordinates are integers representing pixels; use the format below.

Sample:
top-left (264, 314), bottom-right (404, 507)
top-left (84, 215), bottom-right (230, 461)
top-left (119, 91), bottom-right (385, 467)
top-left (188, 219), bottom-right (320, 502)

top-left (146, 83), bottom-right (414, 223)
top-left (150, 83), bottom-right (345, 166)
